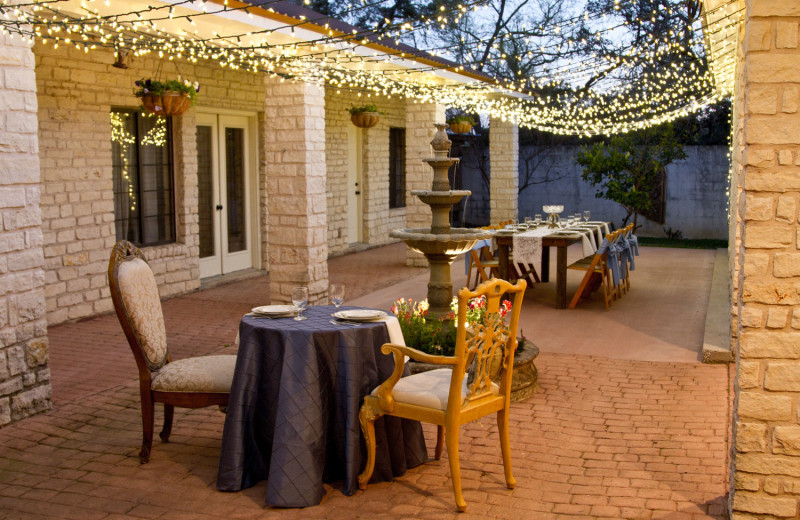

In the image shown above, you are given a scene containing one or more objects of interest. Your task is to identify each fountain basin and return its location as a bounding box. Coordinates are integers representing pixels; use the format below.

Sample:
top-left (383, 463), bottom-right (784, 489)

top-left (411, 190), bottom-right (471, 206)
top-left (391, 227), bottom-right (493, 256)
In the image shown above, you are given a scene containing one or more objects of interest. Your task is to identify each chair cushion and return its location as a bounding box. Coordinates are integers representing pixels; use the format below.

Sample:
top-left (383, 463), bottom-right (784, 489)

top-left (373, 368), bottom-right (499, 410)
top-left (151, 355), bottom-right (237, 393)
top-left (118, 257), bottom-right (168, 367)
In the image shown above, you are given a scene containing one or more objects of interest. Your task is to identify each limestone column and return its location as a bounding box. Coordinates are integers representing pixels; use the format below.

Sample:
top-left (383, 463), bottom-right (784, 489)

top-left (263, 79), bottom-right (329, 304)
top-left (0, 29), bottom-right (51, 424)
top-left (404, 101), bottom-right (445, 266)
top-left (489, 116), bottom-right (519, 223)
top-left (730, 1), bottom-right (800, 517)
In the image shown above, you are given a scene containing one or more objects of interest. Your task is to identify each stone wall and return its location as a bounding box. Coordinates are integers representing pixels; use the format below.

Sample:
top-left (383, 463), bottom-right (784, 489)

top-left (323, 90), bottom-right (406, 253)
top-left (34, 45), bottom-right (265, 325)
top-left (730, 1), bottom-right (800, 518)
top-left (264, 80), bottom-right (329, 304)
top-left (489, 117), bottom-right (519, 223)
top-left (0, 30), bottom-right (51, 425)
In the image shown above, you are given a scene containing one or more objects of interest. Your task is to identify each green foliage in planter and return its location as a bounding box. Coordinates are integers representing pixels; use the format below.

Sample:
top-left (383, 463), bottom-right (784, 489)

top-left (134, 78), bottom-right (200, 105)
top-left (447, 114), bottom-right (475, 125)
top-left (347, 104), bottom-right (385, 115)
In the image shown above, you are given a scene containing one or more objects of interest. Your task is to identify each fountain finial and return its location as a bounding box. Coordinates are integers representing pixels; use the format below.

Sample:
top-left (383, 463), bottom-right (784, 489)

top-left (430, 123), bottom-right (451, 158)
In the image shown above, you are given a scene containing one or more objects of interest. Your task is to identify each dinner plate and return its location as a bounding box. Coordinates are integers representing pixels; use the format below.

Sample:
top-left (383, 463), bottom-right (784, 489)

top-left (251, 305), bottom-right (298, 316)
top-left (333, 309), bottom-right (387, 322)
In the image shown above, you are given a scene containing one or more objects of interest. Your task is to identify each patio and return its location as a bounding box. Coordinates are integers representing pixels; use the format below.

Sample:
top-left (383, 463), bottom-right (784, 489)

top-left (0, 242), bottom-right (732, 519)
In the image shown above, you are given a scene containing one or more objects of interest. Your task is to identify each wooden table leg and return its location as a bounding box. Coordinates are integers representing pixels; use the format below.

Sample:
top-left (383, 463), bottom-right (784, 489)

top-left (498, 244), bottom-right (509, 281)
top-left (541, 246), bottom-right (550, 283)
top-left (556, 246), bottom-right (567, 309)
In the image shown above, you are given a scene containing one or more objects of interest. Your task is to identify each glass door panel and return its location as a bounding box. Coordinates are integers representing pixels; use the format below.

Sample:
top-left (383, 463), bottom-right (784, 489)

top-left (225, 127), bottom-right (246, 254)
top-left (196, 125), bottom-right (215, 259)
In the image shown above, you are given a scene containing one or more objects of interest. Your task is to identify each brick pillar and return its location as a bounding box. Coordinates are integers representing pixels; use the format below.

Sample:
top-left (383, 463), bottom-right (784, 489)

top-left (404, 101), bottom-right (445, 266)
top-left (0, 30), bottom-right (51, 425)
top-left (264, 79), bottom-right (329, 304)
top-left (490, 117), bottom-right (519, 223)
top-left (731, 1), bottom-right (800, 517)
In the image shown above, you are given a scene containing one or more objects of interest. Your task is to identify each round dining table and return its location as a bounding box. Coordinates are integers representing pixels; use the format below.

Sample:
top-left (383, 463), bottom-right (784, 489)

top-left (216, 305), bottom-right (427, 507)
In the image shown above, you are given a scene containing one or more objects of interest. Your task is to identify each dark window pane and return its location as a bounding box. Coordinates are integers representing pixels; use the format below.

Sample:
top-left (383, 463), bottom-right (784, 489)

top-left (225, 127), bottom-right (246, 253)
top-left (111, 109), bottom-right (175, 247)
top-left (196, 125), bottom-right (215, 258)
top-left (389, 128), bottom-right (406, 209)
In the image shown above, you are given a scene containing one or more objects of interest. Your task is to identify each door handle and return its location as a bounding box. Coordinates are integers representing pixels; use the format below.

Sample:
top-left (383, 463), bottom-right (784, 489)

top-left (216, 204), bottom-right (223, 210)
top-left (355, 191), bottom-right (361, 195)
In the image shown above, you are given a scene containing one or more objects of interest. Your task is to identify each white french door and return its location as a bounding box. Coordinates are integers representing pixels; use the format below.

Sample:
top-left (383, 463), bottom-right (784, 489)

top-left (197, 113), bottom-right (255, 278)
top-left (346, 125), bottom-right (363, 244)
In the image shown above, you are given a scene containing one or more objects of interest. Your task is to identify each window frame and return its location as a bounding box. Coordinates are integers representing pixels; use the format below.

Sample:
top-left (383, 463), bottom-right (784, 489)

top-left (111, 108), bottom-right (177, 247)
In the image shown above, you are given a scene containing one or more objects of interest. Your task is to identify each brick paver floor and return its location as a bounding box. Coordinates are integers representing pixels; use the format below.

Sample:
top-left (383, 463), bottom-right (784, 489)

top-left (0, 243), bottom-right (733, 519)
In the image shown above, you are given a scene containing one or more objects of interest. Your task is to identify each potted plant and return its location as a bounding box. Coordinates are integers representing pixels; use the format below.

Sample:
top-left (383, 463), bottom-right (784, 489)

top-left (134, 78), bottom-right (200, 117)
top-left (348, 104), bottom-right (384, 128)
top-left (447, 114), bottom-right (476, 134)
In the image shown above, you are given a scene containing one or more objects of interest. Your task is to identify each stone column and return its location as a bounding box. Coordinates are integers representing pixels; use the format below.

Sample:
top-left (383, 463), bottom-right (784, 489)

top-left (263, 79), bottom-right (329, 304)
top-left (0, 29), bottom-right (51, 425)
top-left (404, 101), bottom-right (445, 266)
top-left (490, 116), bottom-right (519, 224)
top-left (731, 1), bottom-right (800, 517)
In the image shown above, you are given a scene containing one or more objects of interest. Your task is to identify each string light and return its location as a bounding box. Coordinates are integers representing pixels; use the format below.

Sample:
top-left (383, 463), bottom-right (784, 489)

top-left (1, 0), bottom-right (740, 136)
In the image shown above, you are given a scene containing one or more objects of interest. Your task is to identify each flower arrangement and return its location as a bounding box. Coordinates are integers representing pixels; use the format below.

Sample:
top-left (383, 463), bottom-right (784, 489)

top-left (134, 78), bottom-right (200, 104)
top-left (391, 296), bottom-right (513, 357)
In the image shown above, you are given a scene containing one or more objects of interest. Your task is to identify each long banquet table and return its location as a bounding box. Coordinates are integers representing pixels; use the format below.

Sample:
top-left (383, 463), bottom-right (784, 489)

top-left (216, 305), bottom-right (427, 507)
top-left (495, 222), bottom-right (610, 309)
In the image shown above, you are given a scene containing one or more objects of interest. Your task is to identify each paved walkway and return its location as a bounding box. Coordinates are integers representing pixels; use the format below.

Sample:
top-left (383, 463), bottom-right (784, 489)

top-left (0, 243), bottom-right (733, 519)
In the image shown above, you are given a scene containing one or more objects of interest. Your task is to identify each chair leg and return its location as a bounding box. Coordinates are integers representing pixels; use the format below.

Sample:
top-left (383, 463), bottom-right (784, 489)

top-left (497, 408), bottom-right (516, 489)
top-left (357, 400), bottom-right (382, 490)
top-left (435, 425), bottom-right (444, 460)
top-left (139, 390), bottom-right (154, 464)
top-left (446, 425), bottom-right (467, 512)
top-left (160, 404), bottom-right (174, 443)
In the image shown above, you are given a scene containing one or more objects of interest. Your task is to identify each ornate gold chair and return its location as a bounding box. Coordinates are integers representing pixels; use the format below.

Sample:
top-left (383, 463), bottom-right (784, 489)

top-left (357, 278), bottom-right (526, 512)
top-left (108, 240), bottom-right (236, 463)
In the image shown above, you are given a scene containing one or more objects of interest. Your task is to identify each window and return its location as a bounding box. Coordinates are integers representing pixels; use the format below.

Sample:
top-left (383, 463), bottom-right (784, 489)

top-left (389, 127), bottom-right (406, 209)
top-left (111, 110), bottom-right (176, 246)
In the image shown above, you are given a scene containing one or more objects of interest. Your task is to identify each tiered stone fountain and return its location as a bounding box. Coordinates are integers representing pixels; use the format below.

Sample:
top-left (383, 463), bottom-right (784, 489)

top-left (391, 124), bottom-right (492, 318)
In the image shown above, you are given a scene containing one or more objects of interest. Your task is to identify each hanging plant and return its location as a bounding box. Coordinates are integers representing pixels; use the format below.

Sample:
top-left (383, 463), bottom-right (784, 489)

top-left (447, 114), bottom-right (475, 134)
top-left (348, 104), bottom-right (384, 128)
top-left (134, 78), bottom-right (200, 117)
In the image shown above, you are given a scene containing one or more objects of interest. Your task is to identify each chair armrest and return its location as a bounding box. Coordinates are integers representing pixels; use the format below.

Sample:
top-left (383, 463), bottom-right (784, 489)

top-left (375, 343), bottom-right (456, 412)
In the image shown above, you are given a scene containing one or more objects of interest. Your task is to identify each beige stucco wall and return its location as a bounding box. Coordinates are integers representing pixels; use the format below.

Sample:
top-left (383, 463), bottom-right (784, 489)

top-left (35, 45), bottom-right (266, 325)
top-left (0, 31), bottom-right (51, 425)
top-left (730, 1), bottom-right (800, 517)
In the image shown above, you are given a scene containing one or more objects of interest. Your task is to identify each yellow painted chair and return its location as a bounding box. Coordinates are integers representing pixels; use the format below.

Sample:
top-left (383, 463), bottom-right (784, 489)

top-left (357, 278), bottom-right (526, 512)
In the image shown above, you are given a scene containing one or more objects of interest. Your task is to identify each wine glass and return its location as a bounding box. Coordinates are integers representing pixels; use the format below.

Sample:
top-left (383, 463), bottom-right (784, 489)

top-left (534, 214), bottom-right (542, 225)
top-left (524, 216), bottom-right (532, 228)
top-left (291, 286), bottom-right (309, 321)
top-left (330, 284), bottom-right (345, 309)
top-left (583, 210), bottom-right (591, 223)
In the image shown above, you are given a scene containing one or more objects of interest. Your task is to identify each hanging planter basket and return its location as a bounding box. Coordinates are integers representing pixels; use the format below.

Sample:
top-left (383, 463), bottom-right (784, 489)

top-left (448, 121), bottom-right (473, 134)
top-left (140, 92), bottom-right (192, 117)
top-left (350, 112), bottom-right (381, 129)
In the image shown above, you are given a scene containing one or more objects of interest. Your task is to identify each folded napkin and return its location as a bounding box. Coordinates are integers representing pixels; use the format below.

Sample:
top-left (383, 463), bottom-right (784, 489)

top-left (380, 315), bottom-right (409, 364)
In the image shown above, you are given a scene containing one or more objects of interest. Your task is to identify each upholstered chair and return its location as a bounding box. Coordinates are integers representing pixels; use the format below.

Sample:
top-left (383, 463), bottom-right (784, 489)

top-left (108, 240), bottom-right (236, 463)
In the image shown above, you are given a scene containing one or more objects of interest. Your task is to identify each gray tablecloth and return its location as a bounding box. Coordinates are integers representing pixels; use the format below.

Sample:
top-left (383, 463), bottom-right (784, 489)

top-left (216, 305), bottom-right (427, 507)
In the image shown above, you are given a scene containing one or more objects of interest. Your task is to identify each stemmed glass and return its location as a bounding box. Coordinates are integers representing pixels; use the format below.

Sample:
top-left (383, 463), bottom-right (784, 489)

top-left (534, 214), bottom-right (542, 225)
top-left (524, 216), bottom-right (532, 228)
top-left (583, 210), bottom-right (591, 223)
top-left (291, 286), bottom-right (309, 321)
top-left (330, 284), bottom-right (345, 309)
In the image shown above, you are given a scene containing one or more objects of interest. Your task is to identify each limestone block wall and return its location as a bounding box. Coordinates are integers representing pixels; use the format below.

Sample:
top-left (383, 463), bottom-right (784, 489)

top-left (323, 90), bottom-right (406, 253)
top-left (0, 31), bottom-right (51, 425)
top-left (731, 2), bottom-right (800, 517)
top-left (34, 45), bottom-right (265, 325)
top-left (264, 79), bottom-right (328, 304)
top-left (404, 102), bottom-right (446, 266)
top-left (489, 117), bottom-right (519, 223)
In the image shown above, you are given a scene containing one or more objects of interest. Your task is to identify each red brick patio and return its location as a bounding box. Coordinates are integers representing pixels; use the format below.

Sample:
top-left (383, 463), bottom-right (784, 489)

top-left (0, 243), bottom-right (732, 519)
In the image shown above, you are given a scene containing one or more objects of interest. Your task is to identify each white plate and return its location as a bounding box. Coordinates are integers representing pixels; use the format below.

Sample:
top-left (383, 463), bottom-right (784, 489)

top-left (251, 305), bottom-right (298, 316)
top-left (333, 309), bottom-right (387, 322)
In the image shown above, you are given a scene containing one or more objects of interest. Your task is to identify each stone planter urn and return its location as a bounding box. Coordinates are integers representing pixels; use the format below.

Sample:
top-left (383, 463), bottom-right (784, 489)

top-left (350, 112), bottom-right (381, 128)
top-left (408, 338), bottom-right (539, 402)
